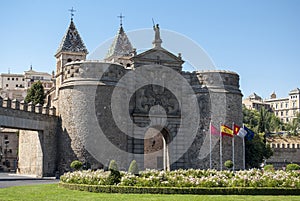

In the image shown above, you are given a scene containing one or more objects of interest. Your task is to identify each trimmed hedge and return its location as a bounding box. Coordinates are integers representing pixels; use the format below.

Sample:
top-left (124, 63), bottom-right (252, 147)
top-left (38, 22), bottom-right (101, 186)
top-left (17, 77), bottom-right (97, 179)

top-left (59, 182), bottom-right (300, 195)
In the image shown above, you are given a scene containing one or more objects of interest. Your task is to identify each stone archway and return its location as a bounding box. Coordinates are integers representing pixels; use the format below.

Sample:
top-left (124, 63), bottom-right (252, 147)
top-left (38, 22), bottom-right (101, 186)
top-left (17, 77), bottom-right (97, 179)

top-left (144, 127), bottom-right (170, 170)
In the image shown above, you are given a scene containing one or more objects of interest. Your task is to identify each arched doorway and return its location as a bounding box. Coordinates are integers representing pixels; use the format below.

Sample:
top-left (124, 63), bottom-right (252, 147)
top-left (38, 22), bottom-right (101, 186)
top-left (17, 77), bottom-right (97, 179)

top-left (144, 127), bottom-right (170, 170)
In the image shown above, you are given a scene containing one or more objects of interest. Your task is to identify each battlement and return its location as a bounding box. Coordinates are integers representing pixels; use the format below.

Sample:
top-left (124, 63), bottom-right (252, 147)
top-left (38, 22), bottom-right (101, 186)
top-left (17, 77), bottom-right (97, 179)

top-left (62, 61), bottom-right (128, 83)
top-left (182, 70), bottom-right (241, 94)
top-left (0, 96), bottom-right (56, 116)
top-left (270, 143), bottom-right (300, 149)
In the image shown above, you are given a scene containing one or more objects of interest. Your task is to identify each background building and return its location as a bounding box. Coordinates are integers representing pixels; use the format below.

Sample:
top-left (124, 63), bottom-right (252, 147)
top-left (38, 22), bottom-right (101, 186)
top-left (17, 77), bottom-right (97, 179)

top-left (265, 89), bottom-right (300, 123)
top-left (243, 89), bottom-right (300, 123)
top-left (0, 66), bottom-right (54, 100)
top-left (242, 93), bottom-right (271, 111)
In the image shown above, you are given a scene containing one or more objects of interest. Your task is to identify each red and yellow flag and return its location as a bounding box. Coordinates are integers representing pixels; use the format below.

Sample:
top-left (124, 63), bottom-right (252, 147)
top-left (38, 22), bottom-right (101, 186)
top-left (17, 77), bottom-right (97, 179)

top-left (233, 124), bottom-right (240, 135)
top-left (221, 125), bottom-right (233, 137)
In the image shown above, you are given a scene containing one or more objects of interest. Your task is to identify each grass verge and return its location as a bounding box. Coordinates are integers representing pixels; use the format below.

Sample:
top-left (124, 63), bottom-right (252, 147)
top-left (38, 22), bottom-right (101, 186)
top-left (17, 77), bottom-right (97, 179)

top-left (0, 184), bottom-right (300, 201)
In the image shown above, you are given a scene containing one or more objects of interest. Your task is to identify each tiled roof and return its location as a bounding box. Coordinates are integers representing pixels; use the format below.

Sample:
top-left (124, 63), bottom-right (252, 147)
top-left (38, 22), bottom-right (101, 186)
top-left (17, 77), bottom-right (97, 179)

top-left (56, 20), bottom-right (88, 55)
top-left (105, 26), bottom-right (133, 59)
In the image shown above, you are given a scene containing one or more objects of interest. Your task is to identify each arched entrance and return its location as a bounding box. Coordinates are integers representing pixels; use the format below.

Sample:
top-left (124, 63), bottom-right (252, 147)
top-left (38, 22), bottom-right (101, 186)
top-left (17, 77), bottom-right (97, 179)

top-left (144, 127), bottom-right (170, 170)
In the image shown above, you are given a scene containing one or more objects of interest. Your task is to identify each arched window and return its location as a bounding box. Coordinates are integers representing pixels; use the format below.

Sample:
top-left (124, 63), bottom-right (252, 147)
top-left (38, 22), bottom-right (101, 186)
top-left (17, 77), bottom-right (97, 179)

top-left (126, 63), bottom-right (131, 67)
top-left (67, 58), bottom-right (72, 62)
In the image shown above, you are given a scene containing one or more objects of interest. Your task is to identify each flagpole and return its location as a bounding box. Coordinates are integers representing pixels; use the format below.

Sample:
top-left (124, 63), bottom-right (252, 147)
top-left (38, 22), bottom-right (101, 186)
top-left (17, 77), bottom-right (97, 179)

top-left (232, 122), bottom-right (235, 172)
top-left (220, 122), bottom-right (222, 171)
top-left (209, 120), bottom-right (212, 169)
top-left (243, 124), bottom-right (246, 170)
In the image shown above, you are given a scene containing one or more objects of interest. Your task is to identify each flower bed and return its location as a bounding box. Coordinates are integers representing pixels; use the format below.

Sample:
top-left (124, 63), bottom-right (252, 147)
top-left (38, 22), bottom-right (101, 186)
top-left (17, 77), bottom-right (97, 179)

top-left (60, 169), bottom-right (300, 188)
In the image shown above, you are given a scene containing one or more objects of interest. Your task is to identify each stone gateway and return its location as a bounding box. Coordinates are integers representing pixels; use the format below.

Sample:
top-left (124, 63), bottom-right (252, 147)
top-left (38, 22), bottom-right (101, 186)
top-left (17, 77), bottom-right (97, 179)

top-left (2, 17), bottom-right (243, 176)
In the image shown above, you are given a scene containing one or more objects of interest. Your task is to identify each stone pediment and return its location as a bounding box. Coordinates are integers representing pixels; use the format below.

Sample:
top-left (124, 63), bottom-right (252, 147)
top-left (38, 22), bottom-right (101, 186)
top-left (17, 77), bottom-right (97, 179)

top-left (133, 48), bottom-right (183, 63)
top-left (131, 48), bottom-right (184, 72)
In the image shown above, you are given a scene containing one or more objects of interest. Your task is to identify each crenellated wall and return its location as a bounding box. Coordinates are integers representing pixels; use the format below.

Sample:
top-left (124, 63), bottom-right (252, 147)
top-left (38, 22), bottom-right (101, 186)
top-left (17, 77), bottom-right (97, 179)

top-left (267, 142), bottom-right (300, 169)
top-left (0, 96), bottom-right (58, 177)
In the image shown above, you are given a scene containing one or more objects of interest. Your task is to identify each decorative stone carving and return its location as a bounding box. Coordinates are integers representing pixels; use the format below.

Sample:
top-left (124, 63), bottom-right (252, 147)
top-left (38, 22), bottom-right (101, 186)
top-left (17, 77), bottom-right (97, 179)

top-left (134, 85), bottom-right (180, 115)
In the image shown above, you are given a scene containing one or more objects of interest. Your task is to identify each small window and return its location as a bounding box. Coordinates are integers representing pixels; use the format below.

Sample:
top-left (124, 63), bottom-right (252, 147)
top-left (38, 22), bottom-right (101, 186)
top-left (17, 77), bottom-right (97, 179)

top-left (5, 84), bottom-right (8, 87)
top-left (4, 135), bottom-right (8, 140)
top-left (67, 58), bottom-right (72, 62)
top-left (281, 111), bottom-right (283, 116)
top-left (16, 78), bottom-right (18, 81)
top-left (286, 103), bottom-right (288, 108)
top-left (286, 118), bottom-right (289, 122)
top-left (281, 103), bottom-right (283, 108)
top-left (126, 63), bottom-right (131, 67)
top-left (16, 84), bottom-right (18, 87)
top-left (12, 78), bottom-right (14, 81)
top-left (7, 78), bottom-right (10, 80)
top-left (286, 111), bottom-right (288, 116)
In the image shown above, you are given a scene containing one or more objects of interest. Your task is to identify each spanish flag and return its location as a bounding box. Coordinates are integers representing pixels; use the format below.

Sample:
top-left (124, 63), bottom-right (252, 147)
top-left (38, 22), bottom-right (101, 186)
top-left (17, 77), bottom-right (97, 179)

top-left (221, 125), bottom-right (233, 137)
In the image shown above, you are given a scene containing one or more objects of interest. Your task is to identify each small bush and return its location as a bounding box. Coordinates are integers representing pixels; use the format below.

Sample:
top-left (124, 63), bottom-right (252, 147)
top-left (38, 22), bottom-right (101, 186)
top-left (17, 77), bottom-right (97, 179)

top-left (108, 160), bottom-right (119, 171)
top-left (128, 160), bottom-right (139, 175)
top-left (264, 164), bottom-right (274, 172)
top-left (224, 160), bottom-right (233, 169)
top-left (70, 160), bottom-right (83, 170)
top-left (286, 163), bottom-right (300, 171)
top-left (107, 169), bottom-right (121, 185)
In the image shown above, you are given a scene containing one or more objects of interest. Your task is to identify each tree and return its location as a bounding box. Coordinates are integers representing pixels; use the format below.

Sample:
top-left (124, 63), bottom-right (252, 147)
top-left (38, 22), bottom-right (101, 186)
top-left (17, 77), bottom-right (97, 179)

top-left (25, 81), bottom-right (45, 105)
top-left (243, 106), bottom-right (273, 168)
top-left (287, 112), bottom-right (300, 136)
top-left (245, 133), bottom-right (273, 168)
top-left (258, 107), bottom-right (271, 133)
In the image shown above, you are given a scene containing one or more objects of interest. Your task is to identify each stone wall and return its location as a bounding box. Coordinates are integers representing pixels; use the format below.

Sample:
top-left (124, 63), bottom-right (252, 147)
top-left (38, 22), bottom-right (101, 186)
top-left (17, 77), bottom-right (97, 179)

top-left (0, 97), bottom-right (58, 177)
top-left (267, 142), bottom-right (300, 169)
top-left (56, 61), bottom-right (243, 172)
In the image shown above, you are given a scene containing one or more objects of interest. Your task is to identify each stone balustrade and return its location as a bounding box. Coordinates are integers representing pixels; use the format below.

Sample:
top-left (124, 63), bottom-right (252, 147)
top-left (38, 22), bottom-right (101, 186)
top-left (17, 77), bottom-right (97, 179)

top-left (0, 96), bottom-right (56, 116)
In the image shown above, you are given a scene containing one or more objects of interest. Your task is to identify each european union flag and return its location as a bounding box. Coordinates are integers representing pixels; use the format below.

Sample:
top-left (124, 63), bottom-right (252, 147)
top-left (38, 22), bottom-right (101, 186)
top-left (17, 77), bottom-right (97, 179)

top-left (244, 125), bottom-right (255, 141)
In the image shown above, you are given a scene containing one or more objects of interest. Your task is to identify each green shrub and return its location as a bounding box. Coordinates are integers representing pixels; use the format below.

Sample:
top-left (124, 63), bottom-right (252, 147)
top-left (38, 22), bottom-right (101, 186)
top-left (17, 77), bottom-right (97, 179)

top-left (70, 160), bottom-right (83, 170)
top-left (264, 164), bottom-right (274, 172)
top-left (128, 160), bottom-right (139, 175)
top-left (59, 183), bottom-right (300, 195)
top-left (107, 169), bottom-right (121, 185)
top-left (108, 160), bottom-right (119, 171)
top-left (286, 163), bottom-right (300, 171)
top-left (224, 160), bottom-right (233, 169)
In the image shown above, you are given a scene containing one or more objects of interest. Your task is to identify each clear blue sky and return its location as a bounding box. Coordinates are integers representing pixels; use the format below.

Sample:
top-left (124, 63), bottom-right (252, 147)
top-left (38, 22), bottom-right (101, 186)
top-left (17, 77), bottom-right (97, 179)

top-left (0, 0), bottom-right (299, 99)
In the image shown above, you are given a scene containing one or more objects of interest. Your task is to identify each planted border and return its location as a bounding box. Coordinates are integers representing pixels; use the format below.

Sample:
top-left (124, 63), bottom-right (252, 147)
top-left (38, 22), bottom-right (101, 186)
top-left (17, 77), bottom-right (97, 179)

top-left (59, 182), bottom-right (300, 195)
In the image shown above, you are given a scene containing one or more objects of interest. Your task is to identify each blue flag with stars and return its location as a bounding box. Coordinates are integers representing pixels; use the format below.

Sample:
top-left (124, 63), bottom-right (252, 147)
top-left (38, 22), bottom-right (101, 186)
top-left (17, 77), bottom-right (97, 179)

top-left (244, 125), bottom-right (255, 141)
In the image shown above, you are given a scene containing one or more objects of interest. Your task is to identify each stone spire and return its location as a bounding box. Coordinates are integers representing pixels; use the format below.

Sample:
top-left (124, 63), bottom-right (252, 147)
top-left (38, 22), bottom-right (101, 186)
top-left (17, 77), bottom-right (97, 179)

top-left (105, 24), bottom-right (133, 59)
top-left (152, 24), bottom-right (162, 48)
top-left (56, 19), bottom-right (88, 55)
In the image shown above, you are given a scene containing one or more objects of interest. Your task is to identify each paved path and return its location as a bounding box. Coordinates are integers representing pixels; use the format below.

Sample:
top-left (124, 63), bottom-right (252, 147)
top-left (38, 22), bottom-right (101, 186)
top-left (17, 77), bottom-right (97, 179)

top-left (0, 173), bottom-right (59, 188)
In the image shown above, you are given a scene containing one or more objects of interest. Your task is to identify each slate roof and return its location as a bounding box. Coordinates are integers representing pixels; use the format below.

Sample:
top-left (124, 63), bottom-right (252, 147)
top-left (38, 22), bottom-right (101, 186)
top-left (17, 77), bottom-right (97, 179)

top-left (56, 20), bottom-right (88, 55)
top-left (105, 26), bottom-right (133, 59)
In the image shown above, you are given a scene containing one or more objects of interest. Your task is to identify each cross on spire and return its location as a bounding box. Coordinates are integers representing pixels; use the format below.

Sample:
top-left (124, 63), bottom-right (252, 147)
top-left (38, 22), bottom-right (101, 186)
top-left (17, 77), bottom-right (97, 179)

top-left (117, 13), bottom-right (125, 27)
top-left (69, 7), bottom-right (76, 20)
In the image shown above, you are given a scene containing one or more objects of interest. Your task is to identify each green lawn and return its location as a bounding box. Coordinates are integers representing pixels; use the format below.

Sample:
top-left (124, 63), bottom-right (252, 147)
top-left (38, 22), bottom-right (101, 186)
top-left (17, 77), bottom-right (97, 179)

top-left (0, 184), bottom-right (300, 201)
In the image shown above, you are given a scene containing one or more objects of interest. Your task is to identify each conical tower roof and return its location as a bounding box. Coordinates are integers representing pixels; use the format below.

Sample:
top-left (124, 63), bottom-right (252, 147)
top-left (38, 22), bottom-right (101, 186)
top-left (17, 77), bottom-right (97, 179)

top-left (105, 25), bottom-right (133, 59)
top-left (56, 19), bottom-right (88, 55)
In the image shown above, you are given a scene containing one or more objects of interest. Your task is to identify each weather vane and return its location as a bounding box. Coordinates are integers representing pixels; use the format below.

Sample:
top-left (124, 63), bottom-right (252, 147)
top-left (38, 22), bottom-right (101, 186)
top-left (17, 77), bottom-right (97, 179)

top-left (117, 13), bottom-right (125, 26)
top-left (69, 7), bottom-right (76, 20)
